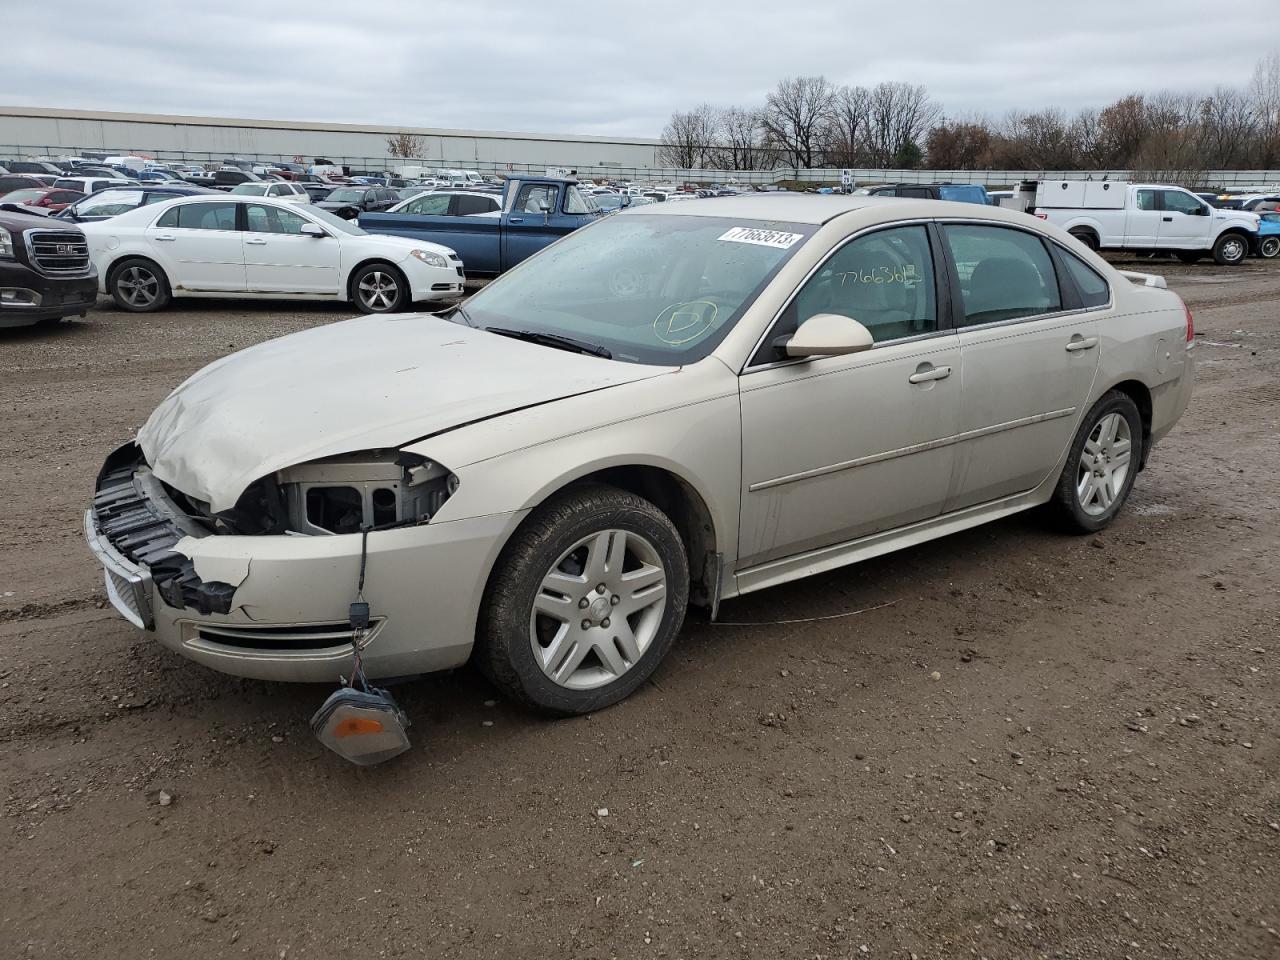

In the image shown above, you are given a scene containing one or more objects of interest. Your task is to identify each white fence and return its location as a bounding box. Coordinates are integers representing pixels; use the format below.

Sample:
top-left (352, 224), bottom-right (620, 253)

top-left (3, 142), bottom-right (1277, 189)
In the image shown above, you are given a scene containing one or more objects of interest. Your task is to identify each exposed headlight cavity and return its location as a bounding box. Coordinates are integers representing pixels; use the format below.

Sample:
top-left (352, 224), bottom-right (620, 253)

top-left (276, 451), bottom-right (458, 535)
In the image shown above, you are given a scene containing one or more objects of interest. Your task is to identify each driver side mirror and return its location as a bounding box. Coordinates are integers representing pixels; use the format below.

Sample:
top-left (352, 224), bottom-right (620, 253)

top-left (1195, 205), bottom-right (1209, 216)
top-left (776, 313), bottom-right (874, 358)
top-left (300, 222), bottom-right (328, 238)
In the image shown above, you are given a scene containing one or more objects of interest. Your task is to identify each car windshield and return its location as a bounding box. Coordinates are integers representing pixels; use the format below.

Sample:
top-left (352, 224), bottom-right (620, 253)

top-left (325, 188), bottom-right (365, 202)
top-left (2, 189), bottom-right (45, 203)
top-left (458, 213), bottom-right (815, 365)
top-left (305, 206), bottom-right (367, 235)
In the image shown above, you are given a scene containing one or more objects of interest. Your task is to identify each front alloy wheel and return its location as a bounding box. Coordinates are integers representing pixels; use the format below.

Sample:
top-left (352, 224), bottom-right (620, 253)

top-left (110, 259), bottom-right (170, 312)
top-left (529, 529), bottom-right (667, 690)
top-left (1260, 236), bottom-right (1280, 259)
top-left (352, 263), bottom-right (407, 313)
top-left (477, 483), bottom-right (689, 715)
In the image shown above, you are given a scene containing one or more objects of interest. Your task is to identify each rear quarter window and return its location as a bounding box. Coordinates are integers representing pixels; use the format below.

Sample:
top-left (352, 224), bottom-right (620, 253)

top-left (1060, 250), bottom-right (1111, 308)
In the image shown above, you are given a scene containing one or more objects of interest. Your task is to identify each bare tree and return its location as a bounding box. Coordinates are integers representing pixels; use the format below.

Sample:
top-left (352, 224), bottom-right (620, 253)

top-left (386, 133), bottom-right (427, 159)
top-left (1249, 51), bottom-right (1280, 165)
top-left (716, 107), bottom-right (770, 170)
top-left (925, 117), bottom-right (992, 169)
top-left (1198, 87), bottom-right (1257, 168)
top-left (657, 104), bottom-right (719, 169)
top-left (763, 76), bottom-right (835, 169)
top-left (864, 82), bottom-right (940, 167)
top-left (821, 85), bottom-right (871, 167)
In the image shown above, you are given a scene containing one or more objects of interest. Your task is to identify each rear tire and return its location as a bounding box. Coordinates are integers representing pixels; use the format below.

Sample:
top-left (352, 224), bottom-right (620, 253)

top-left (1069, 229), bottom-right (1100, 252)
top-left (476, 483), bottom-right (689, 716)
top-left (1175, 250), bottom-right (1204, 264)
top-left (1259, 236), bottom-right (1280, 259)
top-left (1212, 233), bottom-right (1248, 266)
top-left (1049, 390), bottom-right (1144, 534)
top-left (350, 262), bottom-right (409, 313)
top-left (108, 258), bottom-right (170, 312)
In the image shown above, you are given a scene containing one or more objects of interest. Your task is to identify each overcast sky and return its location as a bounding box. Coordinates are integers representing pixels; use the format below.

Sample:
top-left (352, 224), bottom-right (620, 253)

top-left (8, 0), bottom-right (1279, 137)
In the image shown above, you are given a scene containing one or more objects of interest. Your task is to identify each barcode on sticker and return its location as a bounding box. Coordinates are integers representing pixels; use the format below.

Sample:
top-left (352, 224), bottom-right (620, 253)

top-left (718, 227), bottom-right (804, 249)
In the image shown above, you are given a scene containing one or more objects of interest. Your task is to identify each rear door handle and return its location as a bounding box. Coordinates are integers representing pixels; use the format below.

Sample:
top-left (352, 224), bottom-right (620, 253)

top-left (1066, 336), bottom-right (1099, 352)
top-left (154, 234), bottom-right (176, 241)
top-left (908, 364), bottom-right (952, 384)
top-left (245, 238), bottom-right (268, 245)
top-left (1162, 216), bottom-right (1173, 222)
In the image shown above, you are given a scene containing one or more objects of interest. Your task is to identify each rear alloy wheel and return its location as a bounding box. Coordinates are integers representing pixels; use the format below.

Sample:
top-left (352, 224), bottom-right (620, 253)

top-left (109, 259), bottom-right (170, 312)
top-left (351, 263), bottom-right (408, 313)
top-left (477, 483), bottom-right (689, 716)
top-left (1212, 233), bottom-right (1248, 266)
top-left (1069, 229), bottom-right (1100, 252)
top-left (1050, 390), bottom-right (1144, 533)
top-left (1260, 236), bottom-right (1280, 259)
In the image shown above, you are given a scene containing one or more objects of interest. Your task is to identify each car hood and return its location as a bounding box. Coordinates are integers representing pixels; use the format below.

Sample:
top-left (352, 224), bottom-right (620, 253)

top-left (317, 199), bottom-right (360, 209)
top-left (138, 314), bottom-right (674, 511)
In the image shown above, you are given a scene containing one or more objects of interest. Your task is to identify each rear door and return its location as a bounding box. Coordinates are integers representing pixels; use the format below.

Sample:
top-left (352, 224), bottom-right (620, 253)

top-left (1123, 189), bottom-right (1161, 248)
top-left (938, 222), bottom-right (1100, 511)
top-left (149, 200), bottom-right (246, 292)
top-left (1156, 189), bottom-right (1213, 249)
top-left (242, 202), bottom-right (340, 295)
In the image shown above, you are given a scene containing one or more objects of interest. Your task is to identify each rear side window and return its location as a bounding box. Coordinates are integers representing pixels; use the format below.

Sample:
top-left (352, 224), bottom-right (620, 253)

top-left (943, 224), bottom-right (1062, 326)
top-left (157, 201), bottom-right (239, 230)
top-left (1060, 250), bottom-right (1110, 308)
top-left (454, 194), bottom-right (497, 216)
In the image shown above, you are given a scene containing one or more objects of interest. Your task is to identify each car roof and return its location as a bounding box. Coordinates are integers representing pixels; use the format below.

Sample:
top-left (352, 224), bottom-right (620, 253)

top-left (620, 194), bottom-right (1019, 225)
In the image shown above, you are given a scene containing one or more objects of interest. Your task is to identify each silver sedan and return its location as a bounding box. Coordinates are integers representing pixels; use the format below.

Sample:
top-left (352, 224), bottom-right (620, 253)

top-left (86, 195), bottom-right (1194, 715)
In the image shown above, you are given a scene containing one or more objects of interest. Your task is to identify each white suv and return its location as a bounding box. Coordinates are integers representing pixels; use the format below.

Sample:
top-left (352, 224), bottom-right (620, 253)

top-left (229, 181), bottom-right (310, 204)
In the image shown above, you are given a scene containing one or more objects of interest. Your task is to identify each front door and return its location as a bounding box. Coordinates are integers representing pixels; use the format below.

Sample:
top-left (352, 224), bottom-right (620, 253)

top-left (937, 222), bottom-right (1100, 511)
top-left (148, 199), bottom-right (245, 292)
top-left (502, 182), bottom-right (564, 268)
top-left (1156, 189), bottom-right (1213, 249)
top-left (738, 224), bottom-right (961, 568)
top-left (242, 203), bottom-right (341, 295)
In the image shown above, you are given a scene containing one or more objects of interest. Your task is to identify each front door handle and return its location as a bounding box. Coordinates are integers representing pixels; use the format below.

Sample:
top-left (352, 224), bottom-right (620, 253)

top-left (509, 216), bottom-right (524, 223)
top-left (908, 364), bottom-right (952, 384)
top-left (245, 238), bottom-right (268, 245)
top-left (1162, 216), bottom-right (1173, 222)
top-left (154, 234), bottom-right (176, 241)
top-left (1065, 336), bottom-right (1099, 352)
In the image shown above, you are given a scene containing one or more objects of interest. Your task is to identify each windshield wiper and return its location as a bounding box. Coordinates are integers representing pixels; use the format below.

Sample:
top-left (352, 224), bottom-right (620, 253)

top-left (485, 327), bottom-right (612, 359)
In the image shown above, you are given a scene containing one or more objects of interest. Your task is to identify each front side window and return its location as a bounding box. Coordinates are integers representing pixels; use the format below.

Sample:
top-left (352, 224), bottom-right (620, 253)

top-left (774, 225), bottom-right (938, 351)
top-left (459, 214), bottom-right (814, 365)
top-left (564, 185), bottom-right (595, 214)
top-left (943, 224), bottom-right (1061, 326)
top-left (244, 203), bottom-right (310, 234)
top-left (515, 184), bottom-right (557, 214)
top-left (1161, 190), bottom-right (1204, 216)
top-left (157, 201), bottom-right (239, 231)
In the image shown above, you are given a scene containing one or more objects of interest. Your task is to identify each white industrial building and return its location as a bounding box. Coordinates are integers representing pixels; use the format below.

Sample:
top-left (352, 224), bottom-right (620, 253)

top-left (0, 105), bottom-right (663, 174)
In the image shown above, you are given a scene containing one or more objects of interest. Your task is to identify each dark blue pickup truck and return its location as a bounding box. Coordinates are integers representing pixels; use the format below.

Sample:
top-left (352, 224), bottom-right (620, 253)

top-left (358, 177), bottom-right (602, 277)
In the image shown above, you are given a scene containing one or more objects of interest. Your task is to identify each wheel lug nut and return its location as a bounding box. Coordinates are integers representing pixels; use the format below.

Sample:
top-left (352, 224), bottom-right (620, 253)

top-left (578, 598), bottom-right (589, 609)
top-left (610, 595), bottom-right (619, 605)
top-left (602, 618), bottom-right (610, 628)
top-left (596, 583), bottom-right (606, 593)
top-left (581, 619), bottom-right (591, 630)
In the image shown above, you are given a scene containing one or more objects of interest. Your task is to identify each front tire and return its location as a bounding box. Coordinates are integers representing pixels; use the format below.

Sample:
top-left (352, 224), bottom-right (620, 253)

top-left (1212, 233), bottom-right (1248, 266)
top-left (108, 258), bottom-right (170, 312)
top-left (1050, 390), bottom-right (1144, 534)
top-left (1259, 236), bottom-right (1280, 259)
top-left (350, 262), bottom-right (408, 313)
top-left (476, 483), bottom-right (689, 716)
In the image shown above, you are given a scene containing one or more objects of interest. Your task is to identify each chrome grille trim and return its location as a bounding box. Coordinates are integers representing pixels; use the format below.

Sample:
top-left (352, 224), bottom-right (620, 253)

top-left (25, 229), bottom-right (92, 276)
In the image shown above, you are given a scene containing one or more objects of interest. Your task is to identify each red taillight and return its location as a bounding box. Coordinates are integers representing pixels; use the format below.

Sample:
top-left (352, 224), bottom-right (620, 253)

top-left (1034, 212), bottom-right (1048, 219)
top-left (1183, 300), bottom-right (1194, 342)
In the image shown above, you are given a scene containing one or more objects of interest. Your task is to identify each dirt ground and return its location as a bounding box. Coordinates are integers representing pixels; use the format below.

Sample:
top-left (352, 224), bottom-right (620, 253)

top-left (1, 258), bottom-right (1277, 960)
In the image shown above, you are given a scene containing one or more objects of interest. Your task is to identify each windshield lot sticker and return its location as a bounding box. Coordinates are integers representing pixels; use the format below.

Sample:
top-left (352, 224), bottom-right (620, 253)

top-left (718, 227), bottom-right (804, 249)
top-left (653, 300), bottom-right (718, 344)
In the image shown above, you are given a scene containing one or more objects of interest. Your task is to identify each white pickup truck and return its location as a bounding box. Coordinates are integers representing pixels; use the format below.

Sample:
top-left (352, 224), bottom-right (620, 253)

top-left (1006, 180), bottom-right (1260, 265)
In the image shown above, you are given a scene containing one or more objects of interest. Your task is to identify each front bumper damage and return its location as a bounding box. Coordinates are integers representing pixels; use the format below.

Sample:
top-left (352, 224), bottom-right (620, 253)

top-left (85, 444), bottom-right (522, 683)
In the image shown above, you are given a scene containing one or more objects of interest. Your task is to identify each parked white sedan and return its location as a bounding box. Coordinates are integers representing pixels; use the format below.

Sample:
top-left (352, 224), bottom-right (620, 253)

top-left (80, 195), bottom-right (465, 313)
top-left (86, 196), bottom-right (1193, 716)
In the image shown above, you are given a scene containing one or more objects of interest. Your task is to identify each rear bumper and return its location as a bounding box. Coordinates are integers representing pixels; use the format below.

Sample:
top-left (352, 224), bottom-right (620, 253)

top-left (85, 445), bottom-right (521, 683)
